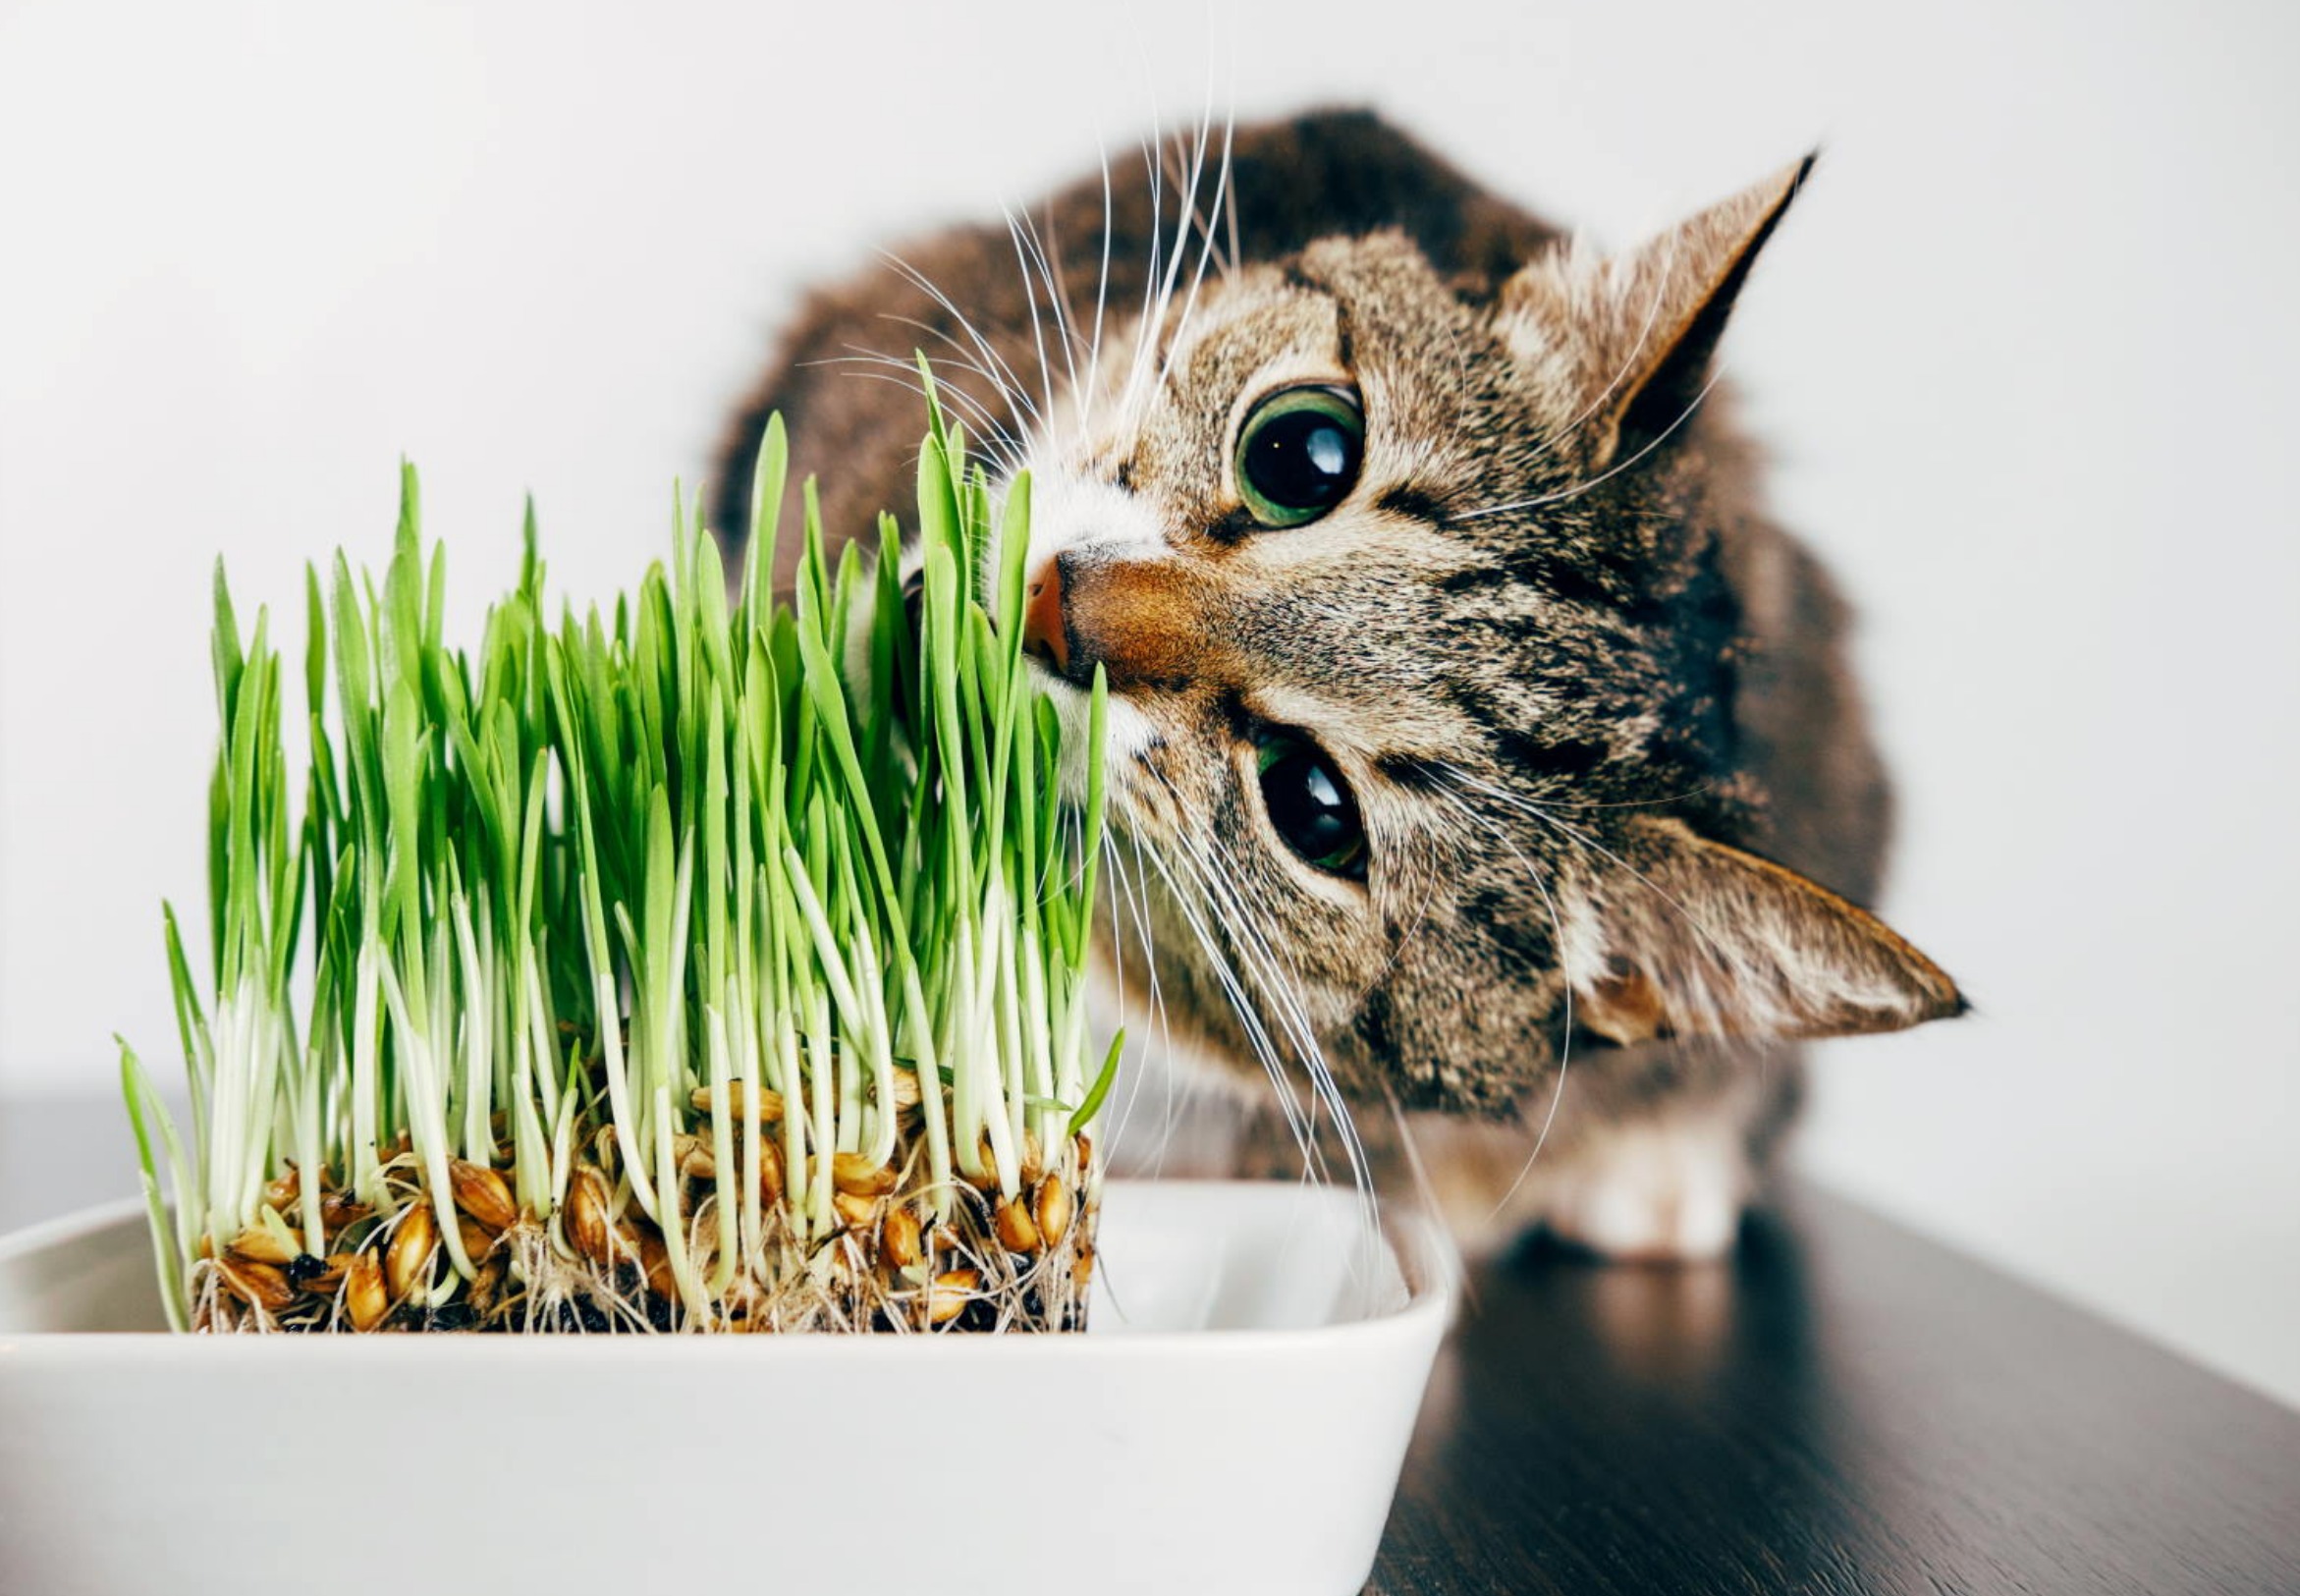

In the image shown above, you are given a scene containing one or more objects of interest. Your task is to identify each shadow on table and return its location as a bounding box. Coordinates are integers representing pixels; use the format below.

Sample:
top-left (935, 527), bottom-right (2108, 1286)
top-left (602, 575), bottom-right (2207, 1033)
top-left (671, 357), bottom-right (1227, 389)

top-left (1377, 1200), bottom-right (1887, 1594)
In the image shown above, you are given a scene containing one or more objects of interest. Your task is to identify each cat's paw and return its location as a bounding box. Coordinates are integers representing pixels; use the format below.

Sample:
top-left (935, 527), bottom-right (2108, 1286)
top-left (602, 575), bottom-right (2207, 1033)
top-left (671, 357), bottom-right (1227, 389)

top-left (1537, 1117), bottom-right (1751, 1263)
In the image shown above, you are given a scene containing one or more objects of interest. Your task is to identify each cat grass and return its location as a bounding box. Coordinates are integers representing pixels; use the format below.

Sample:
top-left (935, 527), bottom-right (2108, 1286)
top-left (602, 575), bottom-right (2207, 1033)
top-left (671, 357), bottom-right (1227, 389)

top-left (119, 392), bottom-right (1119, 1334)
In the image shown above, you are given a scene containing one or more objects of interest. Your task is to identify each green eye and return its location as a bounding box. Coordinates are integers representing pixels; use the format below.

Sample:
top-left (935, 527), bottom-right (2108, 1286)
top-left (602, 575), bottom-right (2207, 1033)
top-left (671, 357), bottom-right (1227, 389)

top-left (1233, 386), bottom-right (1365, 528)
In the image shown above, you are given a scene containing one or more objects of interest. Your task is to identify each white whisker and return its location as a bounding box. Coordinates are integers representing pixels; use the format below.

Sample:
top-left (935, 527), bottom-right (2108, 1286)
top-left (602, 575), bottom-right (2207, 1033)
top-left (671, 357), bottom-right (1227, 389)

top-left (1456, 358), bottom-right (1733, 522)
top-left (876, 248), bottom-right (1045, 433)
top-left (1522, 227), bottom-right (1684, 472)
top-left (1140, 765), bottom-right (1376, 1225)
top-left (1418, 773), bottom-right (1575, 1223)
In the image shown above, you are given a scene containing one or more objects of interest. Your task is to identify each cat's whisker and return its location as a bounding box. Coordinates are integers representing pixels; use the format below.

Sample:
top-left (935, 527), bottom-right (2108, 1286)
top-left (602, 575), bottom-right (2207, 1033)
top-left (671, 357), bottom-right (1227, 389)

top-left (1106, 822), bottom-right (1165, 1024)
top-left (859, 317), bottom-right (1033, 471)
top-left (879, 252), bottom-right (1038, 424)
top-left (1375, 1092), bottom-right (1486, 1311)
top-left (1135, 826), bottom-right (1316, 1160)
top-left (1218, 45), bottom-right (1242, 280)
top-left (1102, 826), bottom-right (1188, 1183)
top-left (1123, 140), bottom-right (1179, 427)
top-left (817, 367), bottom-right (1024, 478)
top-left (1150, 121), bottom-right (1223, 400)
top-left (1014, 198), bottom-right (1088, 411)
top-left (1141, 768), bottom-right (1376, 1220)
top-left (811, 350), bottom-right (1024, 475)
top-left (1125, 776), bottom-right (1320, 1165)
top-left (1452, 767), bottom-right (1754, 1033)
top-left (1168, 849), bottom-right (1343, 1196)
top-left (875, 248), bottom-right (1045, 433)
top-left (1149, 78), bottom-right (1235, 398)
top-left (999, 205), bottom-right (1062, 447)
top-left (1216, 847), bottom-right (1377, 1208)
top-left (848, 322), bottom-right (1020, 418)
top-left (1420, 776), bottom-right (1578, 1223)
top-left (1121, 111), bottom-right (1216, 432)
top-left (1092, 829), bottom-right (1144, 1155)
top-left (1454, 356), bottom-right (1733, 522)
top-left (1079, 129), bottom-right (1118, 438)
top-left (1521, 228), bottom-right (1685, 472)
top-left (1422, 756), bottom-right (1720, 816)
top-left (1114, 114), bottom-right (1169, 430)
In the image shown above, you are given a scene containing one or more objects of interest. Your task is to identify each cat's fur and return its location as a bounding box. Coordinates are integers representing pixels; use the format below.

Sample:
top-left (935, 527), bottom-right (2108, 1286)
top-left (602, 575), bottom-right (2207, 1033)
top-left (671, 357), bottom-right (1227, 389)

top-left (712, 109), bottom-right (1960, 1259)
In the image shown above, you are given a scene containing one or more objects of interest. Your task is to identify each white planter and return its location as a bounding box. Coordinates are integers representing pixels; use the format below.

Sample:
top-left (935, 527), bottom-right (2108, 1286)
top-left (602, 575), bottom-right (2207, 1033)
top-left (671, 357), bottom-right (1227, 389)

top-left (0, 1180), bottom-right (1454, 1596)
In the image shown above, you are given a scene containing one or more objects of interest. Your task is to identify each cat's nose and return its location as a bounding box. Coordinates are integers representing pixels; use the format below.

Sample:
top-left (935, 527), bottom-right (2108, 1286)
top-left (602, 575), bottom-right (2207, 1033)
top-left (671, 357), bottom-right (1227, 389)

top-left (1021, 557), bottom-right (1069, 676)
top-left (1022, 549), bottom-right (1213, 690)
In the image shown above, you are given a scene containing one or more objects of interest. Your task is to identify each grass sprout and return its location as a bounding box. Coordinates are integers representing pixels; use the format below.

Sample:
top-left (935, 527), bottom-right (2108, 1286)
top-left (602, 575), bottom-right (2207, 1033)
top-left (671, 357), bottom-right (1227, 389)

top-left (121, 389), bottom-right (1114, 1334)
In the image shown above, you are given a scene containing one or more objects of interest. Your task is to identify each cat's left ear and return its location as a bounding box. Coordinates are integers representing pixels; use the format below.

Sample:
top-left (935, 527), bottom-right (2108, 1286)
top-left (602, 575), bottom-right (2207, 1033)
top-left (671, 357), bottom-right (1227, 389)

top-left (1505, 155), bottom-right (1815, 466)
top-left (1562, 816), bottom-right (1963, 1046)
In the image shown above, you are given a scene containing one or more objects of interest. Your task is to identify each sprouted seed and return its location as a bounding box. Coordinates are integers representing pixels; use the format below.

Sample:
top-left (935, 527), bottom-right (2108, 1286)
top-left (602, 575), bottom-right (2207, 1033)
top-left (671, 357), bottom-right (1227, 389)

top-left (119, 387), bottom-right (1118, 1334)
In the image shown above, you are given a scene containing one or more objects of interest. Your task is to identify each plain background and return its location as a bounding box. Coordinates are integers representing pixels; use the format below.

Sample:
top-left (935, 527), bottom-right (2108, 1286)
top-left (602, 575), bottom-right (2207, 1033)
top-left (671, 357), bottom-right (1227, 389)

top-left (2, 0), bottom-right (2294, 1403)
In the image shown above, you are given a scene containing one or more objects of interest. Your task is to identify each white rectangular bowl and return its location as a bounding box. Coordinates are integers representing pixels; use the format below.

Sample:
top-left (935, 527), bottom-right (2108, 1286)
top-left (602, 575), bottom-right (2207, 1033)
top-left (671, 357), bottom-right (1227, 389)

top-left (0, 1180), bottom-right (1454, 1596)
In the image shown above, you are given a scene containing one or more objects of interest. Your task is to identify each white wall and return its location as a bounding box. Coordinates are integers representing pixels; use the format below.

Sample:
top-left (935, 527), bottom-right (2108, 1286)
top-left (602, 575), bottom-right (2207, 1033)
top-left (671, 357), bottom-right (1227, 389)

top-left (3, 0), bottom-right (2293, 1401)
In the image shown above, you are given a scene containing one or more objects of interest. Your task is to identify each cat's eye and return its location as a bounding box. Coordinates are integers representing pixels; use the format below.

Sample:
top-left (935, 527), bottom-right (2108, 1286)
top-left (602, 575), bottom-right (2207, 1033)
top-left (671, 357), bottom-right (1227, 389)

top-left (1233, 386), bottom-right (1364, 528)
top-left (1256, 736), bottom-right (1367, 879)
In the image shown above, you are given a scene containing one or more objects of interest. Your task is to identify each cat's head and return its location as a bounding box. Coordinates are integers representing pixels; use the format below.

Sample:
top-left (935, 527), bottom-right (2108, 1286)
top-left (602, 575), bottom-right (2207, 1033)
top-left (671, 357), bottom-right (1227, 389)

top-left (993, 157), bottom-right (1961, 1114)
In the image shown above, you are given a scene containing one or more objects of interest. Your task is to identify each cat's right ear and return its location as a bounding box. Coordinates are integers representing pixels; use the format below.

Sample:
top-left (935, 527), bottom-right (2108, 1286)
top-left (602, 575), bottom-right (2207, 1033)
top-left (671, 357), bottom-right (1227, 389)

top-left (1561, 817), bottom-right (1964, 1046)
top-left (1501, 155), bottom-right (1815, 467)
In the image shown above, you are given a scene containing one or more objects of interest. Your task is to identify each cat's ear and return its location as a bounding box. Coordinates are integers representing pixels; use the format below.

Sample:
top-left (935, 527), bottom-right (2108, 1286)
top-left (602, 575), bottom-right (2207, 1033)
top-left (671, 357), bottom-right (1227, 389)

top-left (1506, 155), bottom-right (1814, 465)
top-left (1563, 816), bottom-right (1962, 1046)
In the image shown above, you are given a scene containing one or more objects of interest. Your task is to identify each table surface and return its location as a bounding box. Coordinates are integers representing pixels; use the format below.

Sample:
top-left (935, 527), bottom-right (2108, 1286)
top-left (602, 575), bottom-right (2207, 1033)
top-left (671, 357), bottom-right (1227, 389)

top-left (6, 1098), bottom-right (2296, 1595)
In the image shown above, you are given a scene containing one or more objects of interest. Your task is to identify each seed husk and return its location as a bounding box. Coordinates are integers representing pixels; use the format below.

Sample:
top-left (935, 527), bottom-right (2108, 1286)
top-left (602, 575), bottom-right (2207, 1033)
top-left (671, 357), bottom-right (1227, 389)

top-left (928, 1269), bottom-right (979, 1326)
top-left (346, 1251), bottom-right (388, 1331)
top-left (567, 1168), bottom-right (613, 1265)
top-left (262, 1168), bottom-right (301, 1212)
top-left (636, 1228), bottom-right (676, 1300)
top-left (1019, 1129), bottom-right (1045, 1186)
top-left (219, 1258), bottom-right (294, 1314)
top-left (680, 1140), bottom-right (718, 1182)
top-left (321, 1191), bottom-right (370, 1234)
top-left (882, 1206), bottom-right (922, 1268)
top-left (385, 1205), bottom-right (437, 1301)
top-left (301, 1253), bottom-right (353, 1297)
top-left (591, 1130), bottom-right (623, 1184)
top-left (688, 1081), bottom-right (785, 1124)
top-left (832, 1189), bottom-right (880, 1233)
top-left (469, 1251), bottom-right (509, 1318)
top-left (457, 1218), bottom-right (495, 1265)
top-left (960, 1140), bottom-right (1001, 1193)
top-left (226, 1224), bottom-right (297, 1268)
top-left (449, 1159), bottom-right (518, 1234)
top-left (995, 1195), bottom-right (1042, 1255)
top-left (888, 1067), bottom-right (922, 1111)
top-left (757, 1140), bottom-right (785, 1206)
top-left (716, 1275), bottom-right (760, 1324)
top-left (832, 1151), bottom-right (896, 1196)
top-left (1034, 1179), bottom-right (1073, 1248)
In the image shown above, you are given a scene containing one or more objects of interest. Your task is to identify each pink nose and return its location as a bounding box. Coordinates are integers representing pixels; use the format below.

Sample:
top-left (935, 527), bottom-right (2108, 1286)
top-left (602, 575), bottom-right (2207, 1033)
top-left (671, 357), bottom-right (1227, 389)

top-left (1022, 559), bottom-right (1068, 675)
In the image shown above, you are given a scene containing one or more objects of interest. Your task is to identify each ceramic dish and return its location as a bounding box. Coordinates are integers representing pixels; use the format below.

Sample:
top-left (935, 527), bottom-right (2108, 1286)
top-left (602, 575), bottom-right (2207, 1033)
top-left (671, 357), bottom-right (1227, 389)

top-left (0, 1179), bottom-right (1455, 1596)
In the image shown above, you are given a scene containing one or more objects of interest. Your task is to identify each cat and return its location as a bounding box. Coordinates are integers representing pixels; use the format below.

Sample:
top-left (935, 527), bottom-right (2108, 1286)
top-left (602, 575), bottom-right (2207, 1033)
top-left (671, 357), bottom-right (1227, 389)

top-left (710, 108), bottom-right (1962, 1261)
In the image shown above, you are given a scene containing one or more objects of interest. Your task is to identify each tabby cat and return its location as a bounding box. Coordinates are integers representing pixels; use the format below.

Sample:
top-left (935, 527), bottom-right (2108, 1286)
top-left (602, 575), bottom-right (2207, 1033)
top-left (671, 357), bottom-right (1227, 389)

top-left (712, 109), bottom-right (1961, 1260)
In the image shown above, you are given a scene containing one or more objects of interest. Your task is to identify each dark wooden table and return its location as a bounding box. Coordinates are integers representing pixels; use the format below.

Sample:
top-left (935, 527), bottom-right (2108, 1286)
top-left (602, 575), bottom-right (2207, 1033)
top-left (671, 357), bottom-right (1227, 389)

top-left (1374, 1190), bottom-right (2300, 1595)
top-left (5, 1098), bottom-right (2295, 1593)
